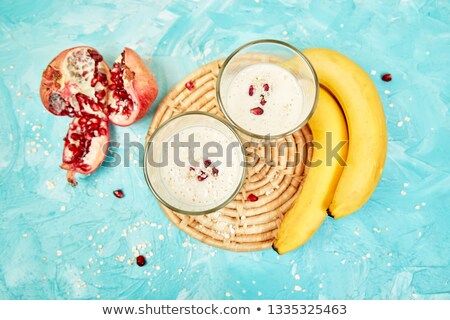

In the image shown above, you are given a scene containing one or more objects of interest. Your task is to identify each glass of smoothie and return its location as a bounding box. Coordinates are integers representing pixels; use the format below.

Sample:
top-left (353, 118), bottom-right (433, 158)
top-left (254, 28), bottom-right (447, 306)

top-left (217, 39), bottom-right (318, 140)
top-left (144, 112), bottom-right (246, 215)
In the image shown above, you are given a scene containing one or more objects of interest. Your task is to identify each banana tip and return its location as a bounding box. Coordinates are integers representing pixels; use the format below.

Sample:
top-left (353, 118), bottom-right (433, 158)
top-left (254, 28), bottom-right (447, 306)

top-left (326, 208), bottom-right (335, 218)
top-left (272, 243), bottom-right (281, 255)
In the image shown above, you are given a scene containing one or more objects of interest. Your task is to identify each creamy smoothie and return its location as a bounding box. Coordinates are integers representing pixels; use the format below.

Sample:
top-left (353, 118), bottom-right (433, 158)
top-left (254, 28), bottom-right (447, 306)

top-left (224, 63), bottom-right (304, 136)
top-left (145, 113), bottom-right (245, 214)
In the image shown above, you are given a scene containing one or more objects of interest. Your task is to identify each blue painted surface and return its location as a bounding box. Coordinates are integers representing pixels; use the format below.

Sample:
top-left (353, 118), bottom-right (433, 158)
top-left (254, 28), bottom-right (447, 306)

top-left (0, 0), bottom-right (449, 299)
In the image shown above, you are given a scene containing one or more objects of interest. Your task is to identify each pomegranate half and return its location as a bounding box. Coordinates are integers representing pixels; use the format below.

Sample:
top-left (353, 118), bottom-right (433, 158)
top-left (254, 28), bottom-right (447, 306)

top-left (40, 46), bottom-right (158, 185)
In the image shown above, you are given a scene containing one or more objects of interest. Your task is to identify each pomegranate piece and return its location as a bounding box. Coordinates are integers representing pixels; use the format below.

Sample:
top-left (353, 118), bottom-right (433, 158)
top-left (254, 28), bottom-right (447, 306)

top-left (185, 80), bottom-right (195, 91)
top-left (212, 167), bottom-right (219, 176)
top-left (248, 85), bottom-right (254, 96)
top-left (113, 189), bottom-right (124, 198)
top-left (381, 73), bottom-right (392, 82)
top-left (263, 83), bottom-right (269, 91)
top-left (40, 46), bottom-right (158, 186)
top-left (107, 48), bottom-right (158, 126)
top-left (250, 107), bottom-right (264, 115)
top-left (136, 255), bottom-right (146, 267)
top-left (247, 193), bottom-right (259, 202)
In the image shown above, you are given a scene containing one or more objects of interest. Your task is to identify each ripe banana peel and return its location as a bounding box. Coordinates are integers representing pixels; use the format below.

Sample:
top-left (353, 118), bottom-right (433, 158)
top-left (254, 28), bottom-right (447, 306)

top-left (273, 49), bottom-right (387, 254)
top-left (302, 48), bottom-right (388, 219)
top-left (273, 87), bottom-right (348, 255)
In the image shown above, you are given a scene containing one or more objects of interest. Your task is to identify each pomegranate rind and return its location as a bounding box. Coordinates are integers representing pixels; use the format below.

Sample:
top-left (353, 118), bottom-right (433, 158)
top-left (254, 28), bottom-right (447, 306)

top-left (108, 47), bottom-right (158, 126)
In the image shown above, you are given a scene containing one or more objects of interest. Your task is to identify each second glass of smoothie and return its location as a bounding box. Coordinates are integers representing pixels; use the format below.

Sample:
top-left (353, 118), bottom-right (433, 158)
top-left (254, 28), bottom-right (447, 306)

top-left (217, 39), bottom-right (318, 140)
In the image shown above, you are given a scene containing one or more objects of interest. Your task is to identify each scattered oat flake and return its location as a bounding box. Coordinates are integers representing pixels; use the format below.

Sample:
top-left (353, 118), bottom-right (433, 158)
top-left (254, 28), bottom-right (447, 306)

top-left (46, 180), bottom-right (56, 190)
top-left (225, 292), bottom-right (231, 297)
top-left (401, 190), bottom-right (407, 196)
top-left (159, 235), bottom-right (164, 241)
top-left (294, 285), bottom-right (302, 291)
top-left (56, 250), bottom-right (63, 256)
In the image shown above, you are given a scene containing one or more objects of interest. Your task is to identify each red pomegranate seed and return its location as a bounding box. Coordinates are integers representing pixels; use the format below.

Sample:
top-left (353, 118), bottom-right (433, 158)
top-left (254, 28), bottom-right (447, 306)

top-left (185, 81), bottom-right (195, 91)
top-left (263, 83), bottom-right (269, 91)
top-left (95, 90), bottom-right (106, 101)
top-left (68, 144), bottom-right (77, 152)
top-left (189, 166), bottom-right (195, 171)
top-left (247, 193), bottom-right (259, 202)
top-left (260, 97), bottom-right (266, 106)
top-left (249, 85), bottom-right (254, 96)
top-left (79, 163), bottom-right (91, 171)
top-left (113, 189), bottom-right (124, 198)
top-left (204, 159), bottom-right (212, 167)
top-left (381, 73), bottom-right (392, 82)
top-left (212, 167), bottom-right (219, 176)
top-left (197, 172), bottom-right (208, 181)
top-left (250, 107), bottom-right (264, 115)
top-left (87, 49), bottom-right (103, 63)
top-left (70, 133), bottom-right (81, 140)
top-left (98, 128), bottom-right (107, 136)
top-left (136, 255), bottom-right (146, 267)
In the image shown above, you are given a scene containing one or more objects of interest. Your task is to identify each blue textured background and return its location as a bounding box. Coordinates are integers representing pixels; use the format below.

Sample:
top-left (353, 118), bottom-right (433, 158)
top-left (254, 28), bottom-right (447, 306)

top-left (1, 0), bottom-right (449, 299)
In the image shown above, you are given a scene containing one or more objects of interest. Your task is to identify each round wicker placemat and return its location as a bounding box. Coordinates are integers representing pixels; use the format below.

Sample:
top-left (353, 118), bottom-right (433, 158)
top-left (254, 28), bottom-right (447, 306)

top-left (146, 59), bottom-right (313, 252)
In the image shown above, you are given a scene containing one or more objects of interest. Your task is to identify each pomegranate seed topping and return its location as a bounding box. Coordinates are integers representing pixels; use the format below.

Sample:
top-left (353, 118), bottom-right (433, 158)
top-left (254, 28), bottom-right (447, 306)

top-left (204, 159), bottom-right (212, 167)
top-left (197, 172), bottom-right (208, 181)
top-left (260, 97), bottom-right (266, 106)
top-left (113, 189), bottom-right (124, 198)
top-left (185, 81), bottom-right (195, 91)
top-left (212, 167), bottom-right (219, 176)
top-left (249, 85), bottom-right (254, 96)
top-left (247, 193), bottom-right (259, 202)
top-left (381, 73), bottom-right (392, 82)
top-left (189, 166), bottom-right (196, 171)
top-left (250, 107), bottom-right (264, 115)
top-left (263, 83), bottom-right (269, 91)
top-left (136, 255), bottom-right (146, 267)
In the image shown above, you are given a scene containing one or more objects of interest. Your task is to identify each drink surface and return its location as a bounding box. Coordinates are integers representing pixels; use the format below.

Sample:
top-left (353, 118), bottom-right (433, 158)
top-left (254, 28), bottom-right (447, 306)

top-left (224, 63), bottom-right (304, 136)
top-left (159, 126), bottom-right (243, 211)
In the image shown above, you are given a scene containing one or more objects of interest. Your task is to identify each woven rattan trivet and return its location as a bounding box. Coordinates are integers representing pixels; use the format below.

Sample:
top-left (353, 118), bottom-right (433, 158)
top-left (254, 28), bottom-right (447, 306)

top-left (146, 59), bottom-right (313, 252)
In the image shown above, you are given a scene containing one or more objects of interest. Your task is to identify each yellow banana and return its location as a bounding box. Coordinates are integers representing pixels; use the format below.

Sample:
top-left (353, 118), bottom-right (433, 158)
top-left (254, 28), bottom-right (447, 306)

top-left (302, 48), bottom-right (388, 219)
top-left (273, 87), bottom-right (348, 254)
